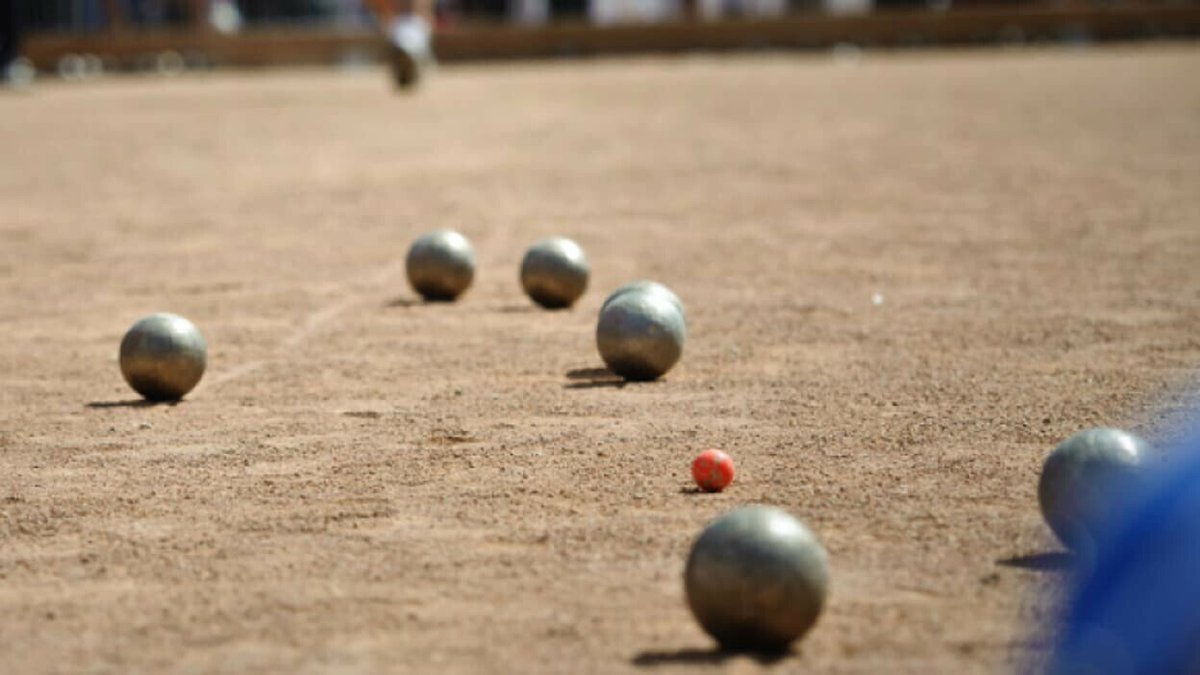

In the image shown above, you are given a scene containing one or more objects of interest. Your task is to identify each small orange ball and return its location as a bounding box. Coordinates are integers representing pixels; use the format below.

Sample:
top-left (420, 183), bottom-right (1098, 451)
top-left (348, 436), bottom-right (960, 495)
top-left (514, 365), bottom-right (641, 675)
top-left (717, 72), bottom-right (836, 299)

top-left (692, 449), bottom-right (735, 492)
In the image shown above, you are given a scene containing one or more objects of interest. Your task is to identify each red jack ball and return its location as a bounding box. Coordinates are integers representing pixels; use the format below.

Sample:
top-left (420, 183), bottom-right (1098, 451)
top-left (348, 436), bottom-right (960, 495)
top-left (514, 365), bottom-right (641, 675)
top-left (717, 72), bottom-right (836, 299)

top-left (692, 449), bottom-right (735, 492)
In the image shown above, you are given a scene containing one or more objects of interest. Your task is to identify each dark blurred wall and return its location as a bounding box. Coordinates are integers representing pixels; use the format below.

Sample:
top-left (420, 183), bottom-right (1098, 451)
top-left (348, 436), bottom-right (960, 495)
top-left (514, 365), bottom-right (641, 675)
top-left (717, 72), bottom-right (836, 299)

top-left (551, 0), bottom-right (587, 20)
top-left (455, 0), bottom-right (508, 21)
top-left (237, 0), bottom-right (340, 23)
top-left (20, 0), bottom-right (190, 30)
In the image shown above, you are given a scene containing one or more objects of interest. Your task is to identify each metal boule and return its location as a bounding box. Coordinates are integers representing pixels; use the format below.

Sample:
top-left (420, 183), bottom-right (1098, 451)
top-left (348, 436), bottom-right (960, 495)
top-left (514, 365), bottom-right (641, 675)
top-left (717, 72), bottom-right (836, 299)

top-left (1039, 427), bottom-right (1147, 552)
top-left (405, 230), bottom-right (476, 302)
top-left (119, 313), bottom-right (207, 401)
top-left (595, 290), bottom-right (686, 381)
top-left (520, 237), bottom-right (590, 309)
top-left (685, 505), bottom-right (829, 653)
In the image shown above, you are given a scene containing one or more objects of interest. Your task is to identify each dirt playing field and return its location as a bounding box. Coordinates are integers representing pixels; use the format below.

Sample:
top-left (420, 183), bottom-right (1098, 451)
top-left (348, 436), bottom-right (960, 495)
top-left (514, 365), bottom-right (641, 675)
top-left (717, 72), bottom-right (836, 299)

top-left (1, 43), bottom-right (1198, 673)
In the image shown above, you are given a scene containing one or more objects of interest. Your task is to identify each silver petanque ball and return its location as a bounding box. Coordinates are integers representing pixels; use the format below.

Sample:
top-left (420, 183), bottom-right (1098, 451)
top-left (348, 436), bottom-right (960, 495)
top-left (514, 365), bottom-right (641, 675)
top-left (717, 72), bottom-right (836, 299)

top-left (601, 280), bottom-right (685, 319)
top-left (520, 237), bottom-right (590, 309)
top-left (596, 290), bottom-right (686, 381)
top-left (1039, 427), bottom-right (1148, 552)
top-left (119, 313), bottom-right (207, 401)
top-left (405, 230), bottom-right (476, 302)
top-left (685, 506), bottom-right (829, 653)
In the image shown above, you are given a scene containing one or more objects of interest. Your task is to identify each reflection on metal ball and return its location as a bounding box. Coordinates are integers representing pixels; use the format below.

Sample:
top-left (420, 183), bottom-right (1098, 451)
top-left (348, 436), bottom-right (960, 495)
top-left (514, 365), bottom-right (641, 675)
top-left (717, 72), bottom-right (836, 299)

top-left (406, 230), bottom-right (476, 301)
top-left (119, 313), bottom-right (207, 401)
top-left (685, 506), bottom-right (829, 653)
top-left (520, 237), bottom-right (589, 309)
top-left (596, 290), bottom-right (686, 381)
top-left (601, 279), bottom-right (685, 319)
top-left (1039, 427), bottom-right (1147, 552)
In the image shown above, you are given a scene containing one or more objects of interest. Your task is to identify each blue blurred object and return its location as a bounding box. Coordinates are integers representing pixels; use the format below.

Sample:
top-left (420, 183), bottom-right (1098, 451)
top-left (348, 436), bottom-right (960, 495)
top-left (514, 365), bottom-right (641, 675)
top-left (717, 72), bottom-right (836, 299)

top-left (1049, 424), bottom-right (1200, 675)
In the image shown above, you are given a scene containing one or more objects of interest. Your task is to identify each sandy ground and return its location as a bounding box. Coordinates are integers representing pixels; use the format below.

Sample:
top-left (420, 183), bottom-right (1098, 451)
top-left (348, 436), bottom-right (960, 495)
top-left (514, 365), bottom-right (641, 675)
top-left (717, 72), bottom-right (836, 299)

top-left (1, 44), bottom-right (1198, 674)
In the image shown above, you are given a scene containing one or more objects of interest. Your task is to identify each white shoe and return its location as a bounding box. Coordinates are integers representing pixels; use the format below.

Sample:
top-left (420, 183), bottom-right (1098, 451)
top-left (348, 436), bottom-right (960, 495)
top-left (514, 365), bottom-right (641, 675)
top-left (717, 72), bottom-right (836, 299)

top-left (390, 16), bottom-right (433, 62)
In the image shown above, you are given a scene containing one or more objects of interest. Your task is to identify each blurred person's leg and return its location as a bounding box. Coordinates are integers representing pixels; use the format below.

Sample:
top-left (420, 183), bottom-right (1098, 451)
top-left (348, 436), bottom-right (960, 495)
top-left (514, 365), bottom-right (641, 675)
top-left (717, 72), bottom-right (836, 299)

top-left (0, 0), bottom-right (22, 84)
top-left (0, 0), bottom-right (31, 85)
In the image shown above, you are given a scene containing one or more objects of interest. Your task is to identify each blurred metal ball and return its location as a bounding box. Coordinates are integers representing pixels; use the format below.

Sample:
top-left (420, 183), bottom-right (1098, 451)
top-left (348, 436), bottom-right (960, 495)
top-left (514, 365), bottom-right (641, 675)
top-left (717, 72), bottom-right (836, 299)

top-left (520, 237), bottom-right (590, 309)
top-left (1039, 427), bottom-right (1148, 552)
top-left (596, 290), bottom-right (686, 381)
top-left (601, 280), bottom-right (685, 319)
top-left (406, 230), bottom-right (476, 301)
top-left (119, 313), bottom-right (207, 401)
top-left (685, 506), bottom-right (829, 653)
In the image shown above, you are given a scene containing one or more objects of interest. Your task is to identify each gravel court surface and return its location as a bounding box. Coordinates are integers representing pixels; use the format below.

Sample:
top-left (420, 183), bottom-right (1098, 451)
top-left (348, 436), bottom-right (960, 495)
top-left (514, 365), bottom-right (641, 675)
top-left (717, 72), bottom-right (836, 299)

top-left (0, 44), bottom-right (1198, 673)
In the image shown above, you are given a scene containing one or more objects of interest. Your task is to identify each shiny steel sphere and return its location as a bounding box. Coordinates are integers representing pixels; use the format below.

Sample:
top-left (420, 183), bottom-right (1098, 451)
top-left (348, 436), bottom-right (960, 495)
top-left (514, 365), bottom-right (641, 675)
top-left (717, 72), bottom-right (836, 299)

top-left (1039, 427), bottom-right (1147, 552)
top-left (405, 230), bottom-right (476, 301)
top-left (119, 313), bottom-right (207, 401)
top-left (685, 506), bottom-right (829, 653)
top-left (596, 290), bottom-right (686, 381)
top-left (601, 280), bottom-right (685, 319)
top-left (520, 237), bottom-right (590, 309)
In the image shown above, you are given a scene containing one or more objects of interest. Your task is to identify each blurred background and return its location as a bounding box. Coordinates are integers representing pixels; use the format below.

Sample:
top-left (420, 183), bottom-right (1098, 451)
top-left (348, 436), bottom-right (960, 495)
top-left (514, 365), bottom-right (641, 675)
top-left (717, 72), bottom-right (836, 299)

top-left (11, 0), bottom-right (1200, 77)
